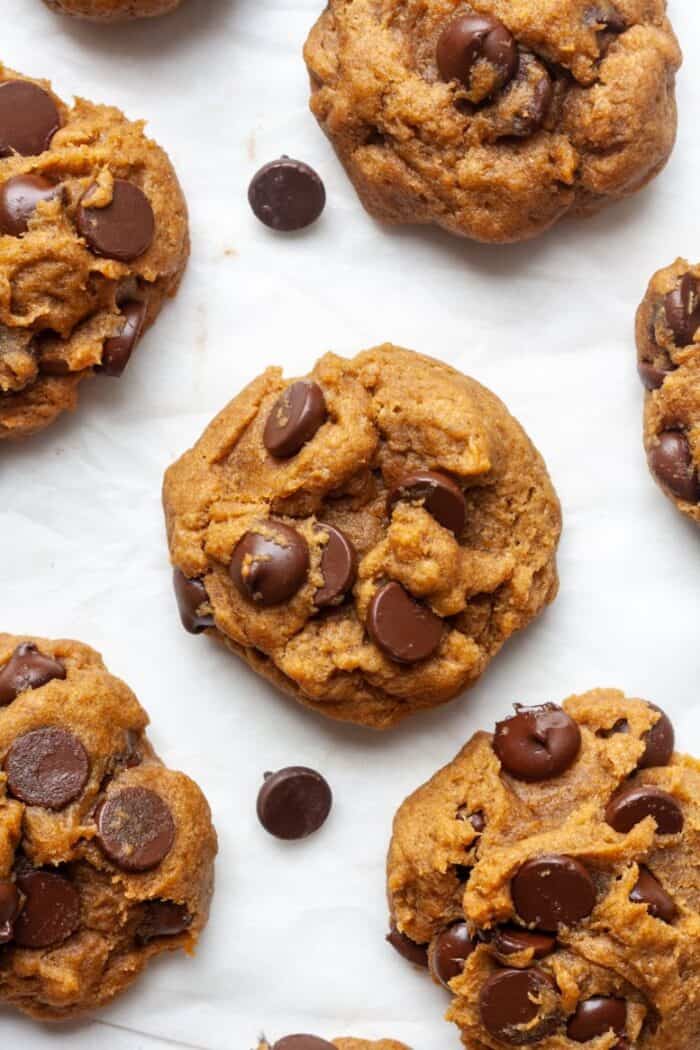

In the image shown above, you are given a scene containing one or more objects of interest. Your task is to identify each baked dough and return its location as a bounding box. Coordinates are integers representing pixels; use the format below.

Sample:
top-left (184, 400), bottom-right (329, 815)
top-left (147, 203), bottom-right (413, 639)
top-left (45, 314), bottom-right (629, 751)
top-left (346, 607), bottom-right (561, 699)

top-left (42, 0), bottom-right (183, 20)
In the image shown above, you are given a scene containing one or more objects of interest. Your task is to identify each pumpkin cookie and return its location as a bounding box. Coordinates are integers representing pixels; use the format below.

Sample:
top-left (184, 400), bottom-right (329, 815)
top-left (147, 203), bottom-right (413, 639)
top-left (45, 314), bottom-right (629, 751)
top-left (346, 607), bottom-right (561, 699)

top-left (387, 689), bottom-right (698, 1048)
top-left (163, 344), bottom-right (561, 729)
top-left (0, 65), bottom-right (189, 440)
top-left (0, 633), bottom-right (216, 1021)
top-left (42, 0), bottom-right (182, 19)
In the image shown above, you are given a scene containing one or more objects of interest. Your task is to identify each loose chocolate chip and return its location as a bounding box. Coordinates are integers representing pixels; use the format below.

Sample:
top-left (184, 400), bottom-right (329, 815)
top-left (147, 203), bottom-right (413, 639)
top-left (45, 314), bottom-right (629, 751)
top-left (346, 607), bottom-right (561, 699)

top-left (386, 920), bottom-right (429, 967)
top-left (136, 900), bottom-right (192, 943)
top-left (97, 787), bottom-right (175, 872)
top-left (257, 766), bottom-right (332, 840)
top-left (77, 179), bottom-right (155, 262)
top-left (272, 1038), bottom-right (336, 1050)
top-left (512, 855), bottom-right (596, 931)
top-left (638, 360), bottom-right (673, 391)
top-left (387, 470), bottom-right (467, 535)
top-left (0, 642), bottom-right (66, 706)
top-left (605, 784), bottom-right (683, 835)
top-left (494, 703), bottom-right (581, 781)
top-left (367, 581), bottom-right (443, 664)
top-left (491, 926), bottom-right (557, 959)
top-left (173, 569), bottom-right (215, 633)
top-left (480, 967), bottom-right (557, 1044)
top-left (665, 274), bottom-right (700, 346)
top-left (639, 705), bottom-right (674, 769)
top-left (314, 524), bottom-right (357, 607)
top-left (14, 869), bottom-right (80, 949)
top-left (230, 522), bottom-right (310, 606)
top-left (437, 14), bottom-right (518, 102)
top-left (99, 301), bottom-right (147, 377)
top-left (648, 431), bottom-right (700, 504)
top-left (428, 922), bottom-right (476, 987)
top-left (264, 380), bottom-right (327, 458)
top-left (630, 865), bottom-right (677, 923)
top-left (0, 174), bottom-right (62, 237)
top-left (0, 880), bottom-right (20, 944)
top-left (567, 997), bottom-right (627, 1042)
top-left (248, 157), bottom-right (326, 232)
top-left (0, 81), bottom-right (61, 157)
top-left (5, 726), bottom-right (89, 810)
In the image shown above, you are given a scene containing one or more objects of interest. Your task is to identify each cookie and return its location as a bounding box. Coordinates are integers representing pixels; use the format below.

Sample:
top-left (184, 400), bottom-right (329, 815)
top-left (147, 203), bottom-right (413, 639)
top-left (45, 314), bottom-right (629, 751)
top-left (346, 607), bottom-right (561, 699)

top-left (0, 65), bottom-right (189, 440)
top-left (304, 1), bottom-right (681, 243)
top-left (258, 1038), bottom-right (410, 1050)
top-left (42, 0), bottom-right (183, 19)
top-left (635, 259), bottom-right (700, 523)
top-left (387, 689), bottom-right (698, 1048)
top-left (163, 344), bottom-right (561, 729)
top-left (0, 634), bottom-right (217, 1021)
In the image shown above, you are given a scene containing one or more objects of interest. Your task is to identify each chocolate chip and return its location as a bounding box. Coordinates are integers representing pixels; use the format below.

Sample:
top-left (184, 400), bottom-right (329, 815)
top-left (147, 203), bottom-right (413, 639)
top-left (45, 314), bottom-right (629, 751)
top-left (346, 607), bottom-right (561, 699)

top-left (630, 865), bottom-right (676, 923)
top-left (585, 5), bottom-right (627, 34)
top-left (500, 53), bottom-right (553, 138)
top-left (639, 704), bottom-right (674, 769)
top-left (648, 430), bottom-right (699, 504)
top-left (0, 642), bottom-right (66, 706)
top-left (638, 361), bottom-right (672, 391)
top-left (14, 870), bottom-right (80, 948)
top-left (437, 15), bottom-right (518, 103)
top-left (512, 855), bottom-right (596, 931)
top-left (97, 787), bottom-right (175, 872)
top-left (314, 524), bottom-right (357, 607)
top-left (494, 703), bottom-right (581, 781)
top-left (136, 900), bottom-right (192, 943)
top-left (0, 880), bottom-right (20, 944)
top-left (173, 569), bottom-right (215, 633)
top-left (272, 1038), bottom-right (336, 1050)
top-left (367, 581), bottom-right (443, 664)
top-left (597, 718), bottom-right (629, 739)
top-left (99, 301), bottom-right (147, 376)
top-left (263, 380), bottom-right (327, 458)
top-left (428, 922), bottom-right (476, 987)
top-left (77, 179), bottom-right (155, 262)
top-left (457, 806), bottom-right (486, 834)
top-left (567, 997), bottom-right (627, 1042)
top-left (256, 766), bottom-right (332, 840)
top-left (479, 968), bottom-right (557, 1044)
top-left (665, 274), bottom-right (700, 345)
top-left (5, 726), bottom-right (89, 810)
top-left (0, 174), bottom-right (62, 236)
top-left (605, 784), bottom-right (683, 835)
top-left (386, 920), bottom-right (429, 968)
top-left (387, 470), bottom-right (467, 534)
top-left (230, 522), bottom-right (309, 606)
top-left (248, 157), bottom-right (326, 232)
top-left (491, 926), bottom-right (557, 959)
top-left (0, 80), bottom-right (61, 157)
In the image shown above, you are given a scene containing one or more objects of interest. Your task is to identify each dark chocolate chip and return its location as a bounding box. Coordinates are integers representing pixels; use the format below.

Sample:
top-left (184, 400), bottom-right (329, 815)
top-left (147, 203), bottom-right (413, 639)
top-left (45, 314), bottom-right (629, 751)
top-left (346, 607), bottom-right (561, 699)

top-left (248, 157), bottom-right (326, 232)
top-left (230, 522), bottom-right (309, 606)
top-left (14, 870), bottom-right (80, 949)
top-left (173, 569), bottom-right (215, 633)
top-left (491, 926), bottom-right (557, 959)
top-left (665, 274), bottom-right (700, 346)
top-left (0, 174), bottom-right (62, 236)
top-left (630, 865), bottom-right (677, 923)
top-left (99, 301), bottom-right (147, 376)
top-left (639, 705), bottom-right (674, 769)
top-left (504, 53), bottom-right (553, 137)
top-left (605, 784), bottom-right (683, 835)
top-left (512, 854), bottom-right (596, 931)
top-left (0, 80), bottom-right (61, 157)
top-left (457, 806), bottom-right (486, 834)
top-left (136, 900), bottom-right (192, 943)
top-left (77, 179), bottom-right (155, 262)
top-left (367, 581), bottom-right (443, 664)
top-left (97, 787), bottom-right (175, 872)
top-left (585, 5), bottom-right (627, 34)
top-left (437, 14), bottom-right (518, 102)
top-left (272, 1038), bottom-right (336, 1050)
top-left (638, 360), bottom-right (672, 391)
top-left (494, 703), bottom-right (581, 781)
top-left (428, 922), bottom-right (476, 987)
top-left (648, 431), bottom-right (700, 504)
top-left (386, 920), bottom-right (429, 968)
top-left (597, 718), bottom-right (629, 739)
top-left (567, 997), bottom-right (627, 1042)
top-left (256, 766), bottom-right (332, 840)
top-left (0, 880), bottom-right (20, 944)
top-left (264, 380), bottom-right (327, 458)
top-left (0, 642), bottom-right (66, 706)
top-left (479, 967), bottom-right (557, 1044)
top-left (5, 726), bottom-right (89, 810)
top-left (314, 524), bottom-right (357, 607)
top-left (387, 470), bottom-right (467, 534)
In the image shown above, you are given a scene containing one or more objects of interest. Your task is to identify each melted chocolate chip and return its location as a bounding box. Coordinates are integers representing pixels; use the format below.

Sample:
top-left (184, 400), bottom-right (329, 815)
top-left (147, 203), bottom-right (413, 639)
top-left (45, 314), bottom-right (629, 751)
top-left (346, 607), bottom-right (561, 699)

top-left (248, 157), bottom-right (326, 232)
top-left (480, 967), bottom-right (557, 1044)
top-left (457, 806), bottom-right (486, 835)
top-left (5, 726), bottom-right (89, 810)
top-left (263, 380), bottom-right (327, 458)
top-left (173, 569), bottom-right (215, 633)
top-left (77, 179), bottom-right (155, 262)
top-left (491, 926), bottom-right (557, 959)
top-left (605, 784), bottom-right (683, 835)
top-left (100, 301), bottom-right (147, 376)
top-left (428, 922), bottom-right (476, 987)
top-left (0, 80), bottom-right (61, 157)
top-left (14, 870), bottom-right (80, 949)
top-left (512, 854), bottom-right (596, 931)
top-left (256, 767), bottom-right (332, 840)
top-left (387, 470), bottom-right (467, 534)
top-left (639, 704), bottom-right (674, 769)
top-left (314, 524), bottom-right (357, 607)
top-left (0, 174), bottom-right (62, 236)
top-left (638, 360), bottom-right (672, 391)
top-left (665, 274), bottom-right (700, 346)
top-left (136, 900), bottom-right (192, 943)
top-left (230, 522), bottom-right (310, 606)
top-left (367, 581), bottom-right (443, 664)
top-left (272, 1038), bottom-right (336, 1050)
top-left (0, 643), bottom-right (66, 706)
top-left (494, 703), bottom-right (581, 781)
top-left (630, 865), bottom-right (677, 923)
top-left (567, 997), bottom-right (627, 1042)
top-left (648, 430), bottom-right (699, 504)
top-left (386, 920), bottom-right (429, 967)
top-left (0, 880), bottom-right (20, 944)
top-left (97, 787), bottom-right (175, 872)
top-left (437, 14), bottom-right (518, 103)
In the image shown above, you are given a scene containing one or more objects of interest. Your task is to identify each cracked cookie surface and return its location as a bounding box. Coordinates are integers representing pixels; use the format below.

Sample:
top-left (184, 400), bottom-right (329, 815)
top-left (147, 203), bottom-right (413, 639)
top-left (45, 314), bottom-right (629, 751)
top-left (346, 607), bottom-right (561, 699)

top-left (42, 0), bottom-right (183, 18)
top-left (0, 64), bottom-right (189, 440)
top-left (304, 0), bottom-right (681, 243)
top-left (387, 689), bottom-right (699, 1048)
top-left (0, 633), bottom-right (217, 1021)
top-left (163, 344), bottom-right (561, 729)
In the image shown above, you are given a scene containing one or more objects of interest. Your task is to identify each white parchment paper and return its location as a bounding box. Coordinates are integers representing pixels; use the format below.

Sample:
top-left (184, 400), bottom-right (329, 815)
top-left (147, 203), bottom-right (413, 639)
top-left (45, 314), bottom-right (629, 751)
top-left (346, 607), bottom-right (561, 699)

top-left (1, 2), bottom-right (699, 1047)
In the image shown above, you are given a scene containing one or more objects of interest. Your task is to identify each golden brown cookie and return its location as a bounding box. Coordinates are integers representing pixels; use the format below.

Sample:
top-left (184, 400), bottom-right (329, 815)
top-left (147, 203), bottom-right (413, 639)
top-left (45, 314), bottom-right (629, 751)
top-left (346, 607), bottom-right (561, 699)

top-left (42, 0), bottom-right (183, 19)
top-left (258, 1038), bottom-right (410, 1050)
top-left (0, 633), bottom-right (217, 1021)
top-left (635, 259), bottom-right (700, 523)
top-left (304, 1), bottom-right (682, 243)
top-left (0, 64), bottom-right (189, 440)
top-left (387, 689), bottom-right (697, 1048)
top-left (163, 344), bottom-right (561, 729)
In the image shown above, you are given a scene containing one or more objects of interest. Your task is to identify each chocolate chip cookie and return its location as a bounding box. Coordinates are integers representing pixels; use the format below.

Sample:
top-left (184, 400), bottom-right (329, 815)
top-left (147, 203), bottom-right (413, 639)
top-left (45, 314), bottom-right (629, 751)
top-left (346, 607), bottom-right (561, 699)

top-left (259, 1038), bottom-right (410, 1050)
top-left (0, 65), bottom-right (189, 440)
top-left (42, 0), bottom-right (183, 19)
top-left (387, 689), bottom-right (697, 1048)
top-left (163, 344), bottom-right (561, 729)
top-left (635, 259), bottom-right (700, 523)
top-left (0, 633), bottom-right (216, 1021)
top-left (304, 1), bottom-right (681, 243)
